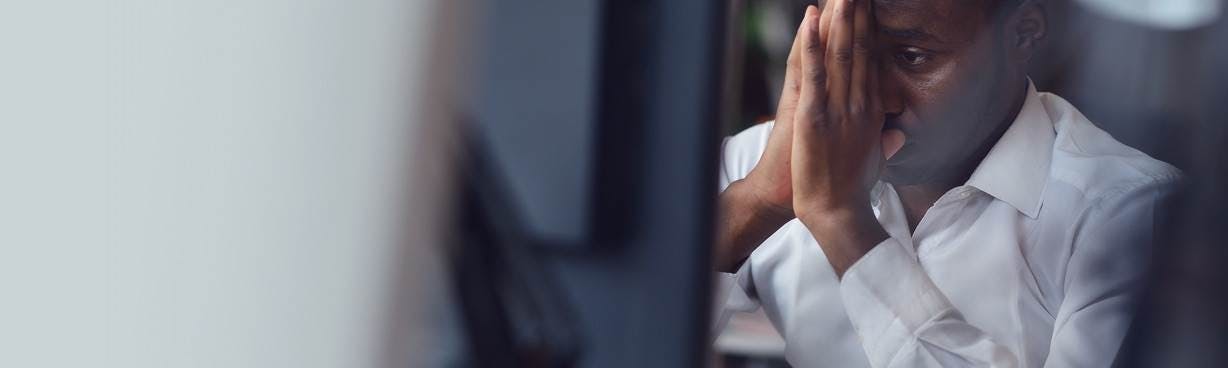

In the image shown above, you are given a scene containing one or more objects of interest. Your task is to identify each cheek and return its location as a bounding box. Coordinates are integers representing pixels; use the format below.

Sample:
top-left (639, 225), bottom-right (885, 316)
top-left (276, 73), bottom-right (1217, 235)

top-left (892, 63), bottom-right (966, 131)
top-left (905, 50), bottom-right (1002, 123)
top-left (891, 62), bottom-right (993, 159)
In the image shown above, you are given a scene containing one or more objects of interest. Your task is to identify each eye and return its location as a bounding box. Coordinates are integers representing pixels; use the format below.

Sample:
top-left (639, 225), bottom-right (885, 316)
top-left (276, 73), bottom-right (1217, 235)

top-left (895, 47), bottom-right (931, 67)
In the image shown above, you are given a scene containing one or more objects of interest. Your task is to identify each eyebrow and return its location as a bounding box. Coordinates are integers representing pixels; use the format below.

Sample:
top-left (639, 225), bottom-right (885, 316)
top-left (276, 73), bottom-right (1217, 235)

top-left (872, 0), bottom-right (924, 11)
top-left (878, 27), bottom-right (938, 42)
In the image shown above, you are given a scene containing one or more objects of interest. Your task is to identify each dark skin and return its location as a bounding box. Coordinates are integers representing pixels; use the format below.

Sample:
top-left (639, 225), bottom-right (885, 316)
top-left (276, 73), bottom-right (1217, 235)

top-left (715, 0), bottom-right (1047, 275)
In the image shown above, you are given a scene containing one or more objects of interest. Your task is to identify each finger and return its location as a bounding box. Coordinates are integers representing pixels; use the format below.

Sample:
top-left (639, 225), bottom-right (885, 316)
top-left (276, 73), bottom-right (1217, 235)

top-left (870, 46), bottom-right (883, 128)
top-left (870, 42), bottom-right (885, 154)
top-left (869, 9), bottom-right (884, 130)
top-left (849, 0), bottom-right (872, 117)
top-left (819, 0), bottom-right (835, 51)
top-left (826, 0), bottom-right (855, 121)
top-left (778, 5), bottom-right (818, 119)
top-left (793, 11), bottom-right (826, 145)
top-left (792, 12), bottom-right (825, 196)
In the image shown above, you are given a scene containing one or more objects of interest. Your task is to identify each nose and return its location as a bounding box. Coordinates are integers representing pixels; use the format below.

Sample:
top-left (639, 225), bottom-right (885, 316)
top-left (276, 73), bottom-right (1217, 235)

top-left (878, 65), bottom-right (905, 118)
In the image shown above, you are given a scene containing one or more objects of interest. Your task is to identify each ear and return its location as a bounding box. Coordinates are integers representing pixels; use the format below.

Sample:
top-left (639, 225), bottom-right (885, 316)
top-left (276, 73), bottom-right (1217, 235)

top-left (1006, 1), bottom-right (1046, 63)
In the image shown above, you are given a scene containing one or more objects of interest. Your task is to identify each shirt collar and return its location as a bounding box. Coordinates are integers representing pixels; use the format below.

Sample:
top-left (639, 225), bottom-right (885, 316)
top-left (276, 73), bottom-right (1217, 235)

top-left (964, 81), bottom-right (1056, 218)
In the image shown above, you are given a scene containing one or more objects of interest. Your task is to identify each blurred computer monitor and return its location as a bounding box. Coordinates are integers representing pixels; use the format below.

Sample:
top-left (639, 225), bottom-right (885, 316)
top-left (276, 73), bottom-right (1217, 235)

top-left (453, 0), bottom-right (732, 366)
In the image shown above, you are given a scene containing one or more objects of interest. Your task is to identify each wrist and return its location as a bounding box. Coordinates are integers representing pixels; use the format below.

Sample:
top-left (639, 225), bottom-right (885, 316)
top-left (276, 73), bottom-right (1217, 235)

top-left (796, 200), bottom-right (865, 224)
top-left (797, 204), bottom-right (888, 278)
top-left (714, 179), bottom-right (795, 273)
top-left (735, 178), bottom-right (794, 225)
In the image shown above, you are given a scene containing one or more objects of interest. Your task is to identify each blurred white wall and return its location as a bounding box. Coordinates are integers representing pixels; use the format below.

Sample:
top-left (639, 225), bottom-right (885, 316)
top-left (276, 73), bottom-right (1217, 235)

top-left (0, 0), bottom-right (461, 367)
top-left (1076, 0), bottom-right (1222, 30)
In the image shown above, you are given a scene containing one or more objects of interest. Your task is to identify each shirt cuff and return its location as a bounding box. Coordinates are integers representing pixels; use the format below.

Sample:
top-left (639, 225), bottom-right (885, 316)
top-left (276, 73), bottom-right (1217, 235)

top-left (839, 237), bottom-right (955, 366)
top-left (711, 261), bottom-right (760, 334)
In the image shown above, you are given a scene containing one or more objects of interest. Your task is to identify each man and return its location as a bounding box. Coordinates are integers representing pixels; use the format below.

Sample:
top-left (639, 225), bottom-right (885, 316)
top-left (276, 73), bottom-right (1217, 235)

top-left (713, 0), bottom-right (1181, 366)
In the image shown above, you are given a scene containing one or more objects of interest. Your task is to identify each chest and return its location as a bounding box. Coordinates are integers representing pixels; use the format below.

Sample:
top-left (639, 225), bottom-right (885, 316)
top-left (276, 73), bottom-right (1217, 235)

top-left (748, 197), bottom-right (1063, 365)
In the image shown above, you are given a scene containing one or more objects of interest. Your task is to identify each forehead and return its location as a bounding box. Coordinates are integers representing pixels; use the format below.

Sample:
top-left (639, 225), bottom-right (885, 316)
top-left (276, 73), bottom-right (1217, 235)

top-left (871, 0), bottom-right (990, 17)
top-left (871, 0), bottom-right (990, 44)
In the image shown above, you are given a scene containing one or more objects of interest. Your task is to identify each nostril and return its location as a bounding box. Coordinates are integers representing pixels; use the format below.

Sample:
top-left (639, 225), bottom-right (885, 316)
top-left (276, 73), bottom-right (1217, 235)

top-left (883, 114), bottom-right (903, 130)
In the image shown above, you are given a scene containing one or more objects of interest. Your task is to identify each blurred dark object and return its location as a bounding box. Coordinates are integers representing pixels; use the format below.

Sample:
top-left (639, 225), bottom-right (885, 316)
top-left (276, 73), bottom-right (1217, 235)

top-left (453, 0), bottom-right (731, 366)
top-left (451, 128), bottom-right (583, 367)
top-left (468, 0), bottom-right (607, 246)
top-left (1109, 2), bottom-right (1228, 367)
top-left (1028, 0), bottom-right (1208, 171)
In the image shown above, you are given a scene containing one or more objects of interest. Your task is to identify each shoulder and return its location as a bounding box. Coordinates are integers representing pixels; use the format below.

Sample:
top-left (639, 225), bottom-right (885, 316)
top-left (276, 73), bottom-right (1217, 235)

top-left (1031, 94), bottom-right (1180, 294)
top-left (1040, 92), bottom-right (1182, 204)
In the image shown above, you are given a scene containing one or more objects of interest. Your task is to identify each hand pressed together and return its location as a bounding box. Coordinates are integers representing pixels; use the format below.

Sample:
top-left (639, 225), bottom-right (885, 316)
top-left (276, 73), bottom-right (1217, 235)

top-left (790, 0), bottom-right (893, 277)
top-left (723, 0), bottom-right (899, 276)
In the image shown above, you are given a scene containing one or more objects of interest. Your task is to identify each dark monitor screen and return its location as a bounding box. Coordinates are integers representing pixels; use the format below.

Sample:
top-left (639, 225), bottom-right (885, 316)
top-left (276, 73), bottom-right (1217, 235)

top-left (470, 0), bottom-right (603, 245)
top-left (456, 0), bottom-right (730, 366)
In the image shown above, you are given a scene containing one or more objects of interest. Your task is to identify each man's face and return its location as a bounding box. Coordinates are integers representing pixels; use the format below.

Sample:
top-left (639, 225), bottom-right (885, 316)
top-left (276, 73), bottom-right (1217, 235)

top-left (872, 0), bottom-right (1023, 185)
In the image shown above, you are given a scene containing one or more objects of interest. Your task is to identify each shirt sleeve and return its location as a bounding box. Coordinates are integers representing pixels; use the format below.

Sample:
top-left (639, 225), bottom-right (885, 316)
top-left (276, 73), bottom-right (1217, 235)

top-left (839, 238), bottom-right (1020, 367)
top-left (711, 122), bottom-right (775, 332)
top-left (1042, 179), bottom-right (1175, 367)
top-left (718, 121), bottom-right (773, 192)
top-left (837, 179), bottom-right (1176, 367)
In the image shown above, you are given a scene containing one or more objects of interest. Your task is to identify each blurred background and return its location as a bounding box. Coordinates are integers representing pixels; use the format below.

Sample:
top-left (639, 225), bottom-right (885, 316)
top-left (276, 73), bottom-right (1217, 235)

top-left (3, 0), bottom-right (1226, 367)
top-left (1, 0), bottom-right (467, 367)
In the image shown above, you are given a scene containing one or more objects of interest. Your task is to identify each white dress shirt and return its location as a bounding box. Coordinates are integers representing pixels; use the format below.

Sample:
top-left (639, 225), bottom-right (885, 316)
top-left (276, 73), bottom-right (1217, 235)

top-left (715, 84), bottom-right (1181, 367)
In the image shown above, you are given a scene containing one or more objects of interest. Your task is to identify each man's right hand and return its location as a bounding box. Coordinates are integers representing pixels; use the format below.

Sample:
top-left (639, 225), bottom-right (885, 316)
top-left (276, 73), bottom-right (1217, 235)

top-left (741, 3), bottom-right (832, 220)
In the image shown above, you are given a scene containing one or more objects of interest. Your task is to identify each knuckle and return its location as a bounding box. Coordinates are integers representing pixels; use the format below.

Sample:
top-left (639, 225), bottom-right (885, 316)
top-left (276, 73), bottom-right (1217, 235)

top-left (785, 68), bottom-right (805, 89)
top-left (805, 41), bottom-right (823, 56)
top-left (833, 49), bottom-right (854, 64)
top-left (811, 111), bottom-right (830, 128)
top-left (804, 65), bottom-right (825, 84)
top-left (849, 101), bottom-right (867, 117)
